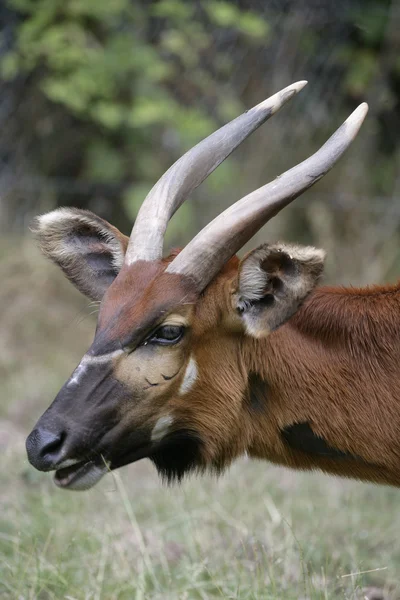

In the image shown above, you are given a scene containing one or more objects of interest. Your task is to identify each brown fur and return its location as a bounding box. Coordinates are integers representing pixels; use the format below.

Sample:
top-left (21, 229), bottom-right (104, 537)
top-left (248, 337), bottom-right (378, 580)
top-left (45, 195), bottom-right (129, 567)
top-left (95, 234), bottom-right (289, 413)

top-left (190, 276), bottom-right (400, 486)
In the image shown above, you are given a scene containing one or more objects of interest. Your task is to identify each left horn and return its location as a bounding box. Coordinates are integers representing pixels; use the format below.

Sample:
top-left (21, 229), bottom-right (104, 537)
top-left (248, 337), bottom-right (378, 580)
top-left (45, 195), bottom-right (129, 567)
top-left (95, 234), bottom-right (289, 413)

top-left (166, 103), bottom-right (369, 291)
top-left (125, 81), bottom-right (308, 265)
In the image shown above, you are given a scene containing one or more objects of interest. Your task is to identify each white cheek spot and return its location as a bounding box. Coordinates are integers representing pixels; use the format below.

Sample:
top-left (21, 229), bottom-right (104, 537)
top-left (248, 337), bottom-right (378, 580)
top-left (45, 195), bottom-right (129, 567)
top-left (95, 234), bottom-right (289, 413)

top-left (179, 356), bottom-right (198, 395)
top-left (151, 415), bottom-right (174, 443)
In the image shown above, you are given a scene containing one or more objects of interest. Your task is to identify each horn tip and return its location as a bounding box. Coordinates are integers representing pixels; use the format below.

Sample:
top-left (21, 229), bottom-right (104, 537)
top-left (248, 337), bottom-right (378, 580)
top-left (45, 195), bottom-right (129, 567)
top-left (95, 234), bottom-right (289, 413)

top-left (345, 102), bottom-right (369, 135)
top-left (255, 80), bottom-right (308, 116)
top-left (281, 80), bottom-right (308, 97)
top-left (293, 80), bottom-right (308, 92)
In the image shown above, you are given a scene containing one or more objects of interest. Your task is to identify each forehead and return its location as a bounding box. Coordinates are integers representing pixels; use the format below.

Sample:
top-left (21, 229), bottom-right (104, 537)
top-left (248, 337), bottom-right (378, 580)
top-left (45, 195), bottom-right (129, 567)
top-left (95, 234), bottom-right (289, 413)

top-left (91, 260), bottom-right (198, 355)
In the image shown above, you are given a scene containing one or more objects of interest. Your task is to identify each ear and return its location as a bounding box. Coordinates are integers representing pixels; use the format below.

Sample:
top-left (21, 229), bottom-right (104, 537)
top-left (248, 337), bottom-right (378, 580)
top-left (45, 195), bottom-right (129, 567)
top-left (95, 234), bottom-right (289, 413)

top-left (33, 208), bottom-right (129, 301)
top-left (235, 243), bottom-right (325, 337)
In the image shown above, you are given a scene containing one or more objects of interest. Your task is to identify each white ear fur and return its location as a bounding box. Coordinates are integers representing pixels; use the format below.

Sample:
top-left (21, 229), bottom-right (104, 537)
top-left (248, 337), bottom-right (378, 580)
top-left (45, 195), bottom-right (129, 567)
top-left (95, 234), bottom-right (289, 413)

top-left (236, 242), bottom-right (325, 337)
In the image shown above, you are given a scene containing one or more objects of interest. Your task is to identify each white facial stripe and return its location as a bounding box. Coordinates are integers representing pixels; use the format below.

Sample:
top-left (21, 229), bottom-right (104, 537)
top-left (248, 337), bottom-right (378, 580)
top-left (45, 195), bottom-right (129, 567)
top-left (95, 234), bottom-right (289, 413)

top-left (179, 356), bottom-right (198, 395)
top-left (67, 350), bottom-right (124, 387)
top-left (68, 363), bottom-right (88, 387)
top-left (82, 349), bottom-right (124, 364)
top-left (151, 415), bottom-right (174, 442)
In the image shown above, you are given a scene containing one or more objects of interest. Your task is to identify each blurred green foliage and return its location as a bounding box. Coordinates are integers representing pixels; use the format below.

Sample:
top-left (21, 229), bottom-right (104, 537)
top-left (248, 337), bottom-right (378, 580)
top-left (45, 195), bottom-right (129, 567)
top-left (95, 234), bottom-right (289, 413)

top-left (1, 0), bottom-right (400, 254)
top-left (2, 0), bottom-right (271, 238)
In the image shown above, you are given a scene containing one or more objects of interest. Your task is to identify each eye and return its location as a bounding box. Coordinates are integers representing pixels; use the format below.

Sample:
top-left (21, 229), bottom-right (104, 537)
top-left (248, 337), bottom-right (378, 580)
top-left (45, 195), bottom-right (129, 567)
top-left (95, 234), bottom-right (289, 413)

top-left (149, 325), bottom-right (185, 346)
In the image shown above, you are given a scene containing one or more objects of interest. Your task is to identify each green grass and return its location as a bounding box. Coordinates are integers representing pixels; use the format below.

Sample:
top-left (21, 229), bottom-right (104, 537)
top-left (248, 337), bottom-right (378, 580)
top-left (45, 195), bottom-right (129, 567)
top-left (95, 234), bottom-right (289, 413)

top-left (2, 439), bottom-right (400, 599)
top-left (1, 239), bottom-right (400, 599)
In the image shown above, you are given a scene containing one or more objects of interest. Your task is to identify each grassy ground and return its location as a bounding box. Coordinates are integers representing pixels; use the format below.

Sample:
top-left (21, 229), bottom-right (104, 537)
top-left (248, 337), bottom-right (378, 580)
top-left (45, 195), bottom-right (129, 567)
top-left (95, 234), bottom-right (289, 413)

top-left (1, 240), bottom-right (400, 599)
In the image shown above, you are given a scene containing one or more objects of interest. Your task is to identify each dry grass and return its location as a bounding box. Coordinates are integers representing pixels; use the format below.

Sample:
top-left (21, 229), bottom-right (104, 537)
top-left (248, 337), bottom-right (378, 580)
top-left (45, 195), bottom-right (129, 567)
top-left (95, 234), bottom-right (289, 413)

top-left (2, 239), bottom-right (400, 599)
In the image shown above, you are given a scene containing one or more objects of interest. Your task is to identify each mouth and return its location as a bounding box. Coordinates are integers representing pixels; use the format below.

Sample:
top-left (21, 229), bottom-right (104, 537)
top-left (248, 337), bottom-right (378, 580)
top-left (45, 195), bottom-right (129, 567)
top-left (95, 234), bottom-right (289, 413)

top-left (53, 443), bottom-right (152, 491)
top-left (54, 459), bottom-right (109, 491)
top-left (52, 430), bottom-right (192, 491)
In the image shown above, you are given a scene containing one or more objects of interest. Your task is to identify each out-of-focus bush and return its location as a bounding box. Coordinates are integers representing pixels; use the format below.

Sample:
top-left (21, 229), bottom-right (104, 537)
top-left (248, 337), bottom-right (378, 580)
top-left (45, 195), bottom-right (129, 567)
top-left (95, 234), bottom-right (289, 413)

top-left (0, 0), bottom-right (400, 283)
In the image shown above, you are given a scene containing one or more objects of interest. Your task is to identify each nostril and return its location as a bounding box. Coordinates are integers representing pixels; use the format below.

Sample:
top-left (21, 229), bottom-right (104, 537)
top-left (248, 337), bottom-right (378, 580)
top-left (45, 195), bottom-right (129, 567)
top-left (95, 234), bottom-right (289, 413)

top-left (26, 427), bottom-right (66, 471)
top-left (39, 430), bottom-right (65, 459)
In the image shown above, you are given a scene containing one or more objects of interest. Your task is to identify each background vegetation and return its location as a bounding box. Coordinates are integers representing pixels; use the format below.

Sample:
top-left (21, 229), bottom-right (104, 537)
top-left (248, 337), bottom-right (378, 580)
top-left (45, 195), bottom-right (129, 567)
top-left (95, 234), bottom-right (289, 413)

top-left (2, 1), bottom-right (400, 598)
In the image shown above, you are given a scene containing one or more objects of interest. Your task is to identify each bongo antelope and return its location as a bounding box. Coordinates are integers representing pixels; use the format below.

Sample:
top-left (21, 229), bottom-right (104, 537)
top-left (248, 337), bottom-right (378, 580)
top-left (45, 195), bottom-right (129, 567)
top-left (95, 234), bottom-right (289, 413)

top-left (27, 81), bottom-right (393, 492)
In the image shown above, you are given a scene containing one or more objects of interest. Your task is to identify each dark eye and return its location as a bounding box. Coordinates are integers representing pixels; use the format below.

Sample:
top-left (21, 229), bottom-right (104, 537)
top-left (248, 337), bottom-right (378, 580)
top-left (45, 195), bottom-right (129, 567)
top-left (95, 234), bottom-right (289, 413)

top-left (149, 325), bottom-right (185, 346)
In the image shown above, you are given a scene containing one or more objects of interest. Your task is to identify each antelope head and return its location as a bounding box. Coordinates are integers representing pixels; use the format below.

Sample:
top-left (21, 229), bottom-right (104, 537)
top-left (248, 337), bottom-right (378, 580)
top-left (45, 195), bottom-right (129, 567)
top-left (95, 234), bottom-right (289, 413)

top-left (26, 82), bottom-right (368, 490)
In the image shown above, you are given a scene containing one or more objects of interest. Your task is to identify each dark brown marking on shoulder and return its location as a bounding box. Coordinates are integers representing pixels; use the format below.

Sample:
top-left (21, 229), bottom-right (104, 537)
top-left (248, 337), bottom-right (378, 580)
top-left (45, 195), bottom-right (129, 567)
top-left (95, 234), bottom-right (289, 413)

top-left (282, 422), bottom-right (359, 460)
top-left (245, 372), bottom-right (268, 412)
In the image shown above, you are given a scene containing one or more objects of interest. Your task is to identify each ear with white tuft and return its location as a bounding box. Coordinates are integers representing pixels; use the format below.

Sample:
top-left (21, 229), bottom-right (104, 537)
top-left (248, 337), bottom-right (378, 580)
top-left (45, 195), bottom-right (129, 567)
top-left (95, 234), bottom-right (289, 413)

top-left (235, 242), bottom-right (325, 337)
top-left (33, 208), bottom-right (129, 301)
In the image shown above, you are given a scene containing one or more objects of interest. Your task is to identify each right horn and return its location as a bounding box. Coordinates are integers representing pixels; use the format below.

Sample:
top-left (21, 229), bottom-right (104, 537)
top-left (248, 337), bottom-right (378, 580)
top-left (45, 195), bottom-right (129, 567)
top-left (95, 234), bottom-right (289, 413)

top-left (166, 103), bottom-right (369, 291)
